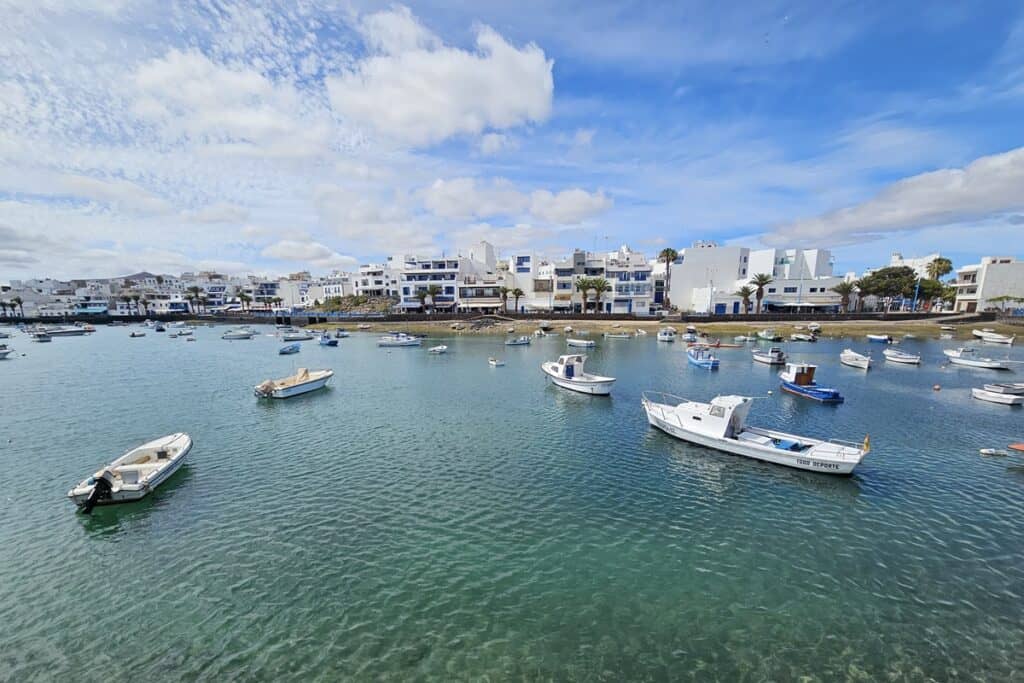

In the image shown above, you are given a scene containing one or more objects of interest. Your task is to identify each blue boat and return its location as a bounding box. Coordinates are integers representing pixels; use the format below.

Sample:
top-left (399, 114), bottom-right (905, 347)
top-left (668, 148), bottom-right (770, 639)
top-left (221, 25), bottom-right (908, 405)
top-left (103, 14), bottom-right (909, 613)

top-left (319, 334), bottom-right (338, 347)
top-left (778, 362), bottom-right (844, 403)
top-left (687, 345), bottom-right (720, 370)
top-left (279, 343), bottom-right (301, 355)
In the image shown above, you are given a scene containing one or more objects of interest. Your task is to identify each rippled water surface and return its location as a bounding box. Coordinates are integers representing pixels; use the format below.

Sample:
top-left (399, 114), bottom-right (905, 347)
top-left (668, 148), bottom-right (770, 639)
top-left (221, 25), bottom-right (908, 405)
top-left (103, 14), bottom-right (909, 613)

top-left (2, 325), bottom-right (1023, 680)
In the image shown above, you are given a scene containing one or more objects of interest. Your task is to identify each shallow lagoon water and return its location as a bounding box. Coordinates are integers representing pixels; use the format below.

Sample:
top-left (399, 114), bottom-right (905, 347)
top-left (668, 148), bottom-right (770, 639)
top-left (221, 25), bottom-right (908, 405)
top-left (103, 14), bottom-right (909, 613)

top-left (1, 326), bottom-right (1023, 679)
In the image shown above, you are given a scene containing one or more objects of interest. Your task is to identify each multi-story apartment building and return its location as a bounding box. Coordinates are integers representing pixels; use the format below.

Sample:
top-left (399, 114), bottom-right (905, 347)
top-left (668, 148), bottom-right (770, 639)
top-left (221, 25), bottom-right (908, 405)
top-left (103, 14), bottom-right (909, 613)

top-left (353, 264), bottom-right (399, 298)
top-left (601, 245), bottom-right (653, 314)
top-left (953, 256), bottom-right (1024, 312)
top-left (506, 252), bottom-right (554, 312)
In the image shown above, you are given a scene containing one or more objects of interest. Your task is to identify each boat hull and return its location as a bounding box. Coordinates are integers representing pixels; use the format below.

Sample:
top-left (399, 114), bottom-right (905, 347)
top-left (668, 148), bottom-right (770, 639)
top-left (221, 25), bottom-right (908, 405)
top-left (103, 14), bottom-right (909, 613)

top-left (972, 388), bottom-right (1024, 405)
top-left (752, 354), bottom-right (785, 365)
top-left (946, 357), bottom-right (1009, 370)
top-left (263, 376), bottom-right (332, 398)
top-left (67, 435), bottom-right (192, 508)
top-left (883, 352), bottom-right (920, 364)
top-left (643, 404), bottom-right (858, 474)
top-left (541, 366), bottom-right (614, 395)
top-left (780, 381), bottom-right (844, 403)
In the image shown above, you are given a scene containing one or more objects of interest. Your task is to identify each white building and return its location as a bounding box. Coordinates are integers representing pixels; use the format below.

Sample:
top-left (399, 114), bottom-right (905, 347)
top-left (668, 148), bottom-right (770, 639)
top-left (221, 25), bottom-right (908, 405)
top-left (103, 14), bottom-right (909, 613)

top-left (505, 252), bottom-right (554, 312)
top-left (883, 252), bottom-right (942, 280)
top-left (953, 256), bottom-right (1024, 313)
top-left (601, 245), bottom-right (653, 314)
top-left (353, 263), bottom-right (400, 298)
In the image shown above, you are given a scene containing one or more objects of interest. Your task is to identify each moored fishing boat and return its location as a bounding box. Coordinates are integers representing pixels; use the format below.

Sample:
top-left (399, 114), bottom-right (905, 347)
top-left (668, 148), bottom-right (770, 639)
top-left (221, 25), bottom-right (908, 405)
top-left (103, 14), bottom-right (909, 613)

top-left (221, 327), bottom-right (255, 340)
top-left (972, 329), bottom-right (1015, 345)
top-left (641, 392), bottom-right (868, 474)
top-left (281, 329), bottom-right (314, 341)
top-left (656, 328), bottom-right (676, 342)
top-left (566, 338), bottom-right (596, 348)
top-left (30, 332), bottom-right (52, 342)
top-left (428, 345), bottom-right (448, 354)
top-left (687, 345), bottom-right (720, 370)
top-left (840, 349), bottom-right (872, 370)
top-left (779, 362), bottom-right (844, 403)
top-left (67, 433), bottom-right (193, 513)
top-left (279, 343), bottom-right (301, 355)
top-left (752, 347), bottom-right (786, 365)
top-left (319, 334), bottom-right (338, 347)
top-left (0, 344), bottom-right (12, 360)
top-left (883, 348), bottom-right (921, 365)
top-left (971, 388), bottom-right (1024, 405)
top-left (866, 334), bottom-right (892, 343)
top-left (983, 382), bottom-right (1024, 395)
top-left (757, 328), bottom-right (781, 342)
top-left (378, 332), bottom-right (421, 347)
top-left (488, 357), bottom-right (505, 367)
top-left (505, 335), bottom-right (531, 346)
top-left (790, 333), bottom-right (817, 342)
top-left (254, 368), bottom-right (334, 398)
top-left (541, 354), bottom-right (615, 395)
top-left (943, 348), bottom-right (1010, 370)
top-left (334, 329), bottom-right (350, 338)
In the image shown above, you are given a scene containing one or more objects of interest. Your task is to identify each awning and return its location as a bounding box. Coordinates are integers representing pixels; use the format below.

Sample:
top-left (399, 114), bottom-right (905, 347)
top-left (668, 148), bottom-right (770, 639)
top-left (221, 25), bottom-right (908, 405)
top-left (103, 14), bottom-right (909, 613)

top-left (460, 300), bottom-right (502, 308)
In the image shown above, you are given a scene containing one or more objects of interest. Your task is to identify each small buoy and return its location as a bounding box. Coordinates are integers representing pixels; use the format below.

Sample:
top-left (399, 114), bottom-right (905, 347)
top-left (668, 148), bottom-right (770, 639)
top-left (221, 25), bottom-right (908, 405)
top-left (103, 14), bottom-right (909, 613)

top-left (767, 390), bottom-right (773, 395)
top-left (933, 384), bottom-right (941, 391)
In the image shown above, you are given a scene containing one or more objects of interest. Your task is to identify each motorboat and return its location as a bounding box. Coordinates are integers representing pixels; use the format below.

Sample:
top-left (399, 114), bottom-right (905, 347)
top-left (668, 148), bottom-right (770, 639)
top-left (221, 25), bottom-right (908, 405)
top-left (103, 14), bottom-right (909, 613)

top-left (254, 368), bottom-right (334, 398)
top-left (779, 363), bottom-right (844, 403)
top-left (566, 338), bottom-right (596, 348)
top-left (757, 329), bottom-right (781, 342)
top-left (866, 334), bottom-right (892, 343)
top-left (319, 334), bottom-right (338, 347)
top-left (685, 325), bottom-right (698, 335)
top-left (282, 329), bottom-right (314, 342)
top-left (656, 328), bottom-right (676, 342)
top-left (129, 331), bottom-right (146, 338)
top-left (980, 448), bottom-right (1009, 457)
top-left (563, 326), bottom-right (573, 333)
top-left (635, 328), bottom-right (648, 336)
top-left (0, 345), bottom-right (12, 360)
top-left (357, 324), bottom-right (372, 330)
top-left (154, 324), bottom-right (166, 332)
top-left (971, 388), bottom-right (1024, 405)
top-left (840, 349), bottom-right (872, 370)
top-left (534, 329), bottom-right (548, 337)
top-left (939, 333), bottom-right (954, 340)
top-left (67, 433), bottom-right (193, 513)
top-left (733, 335), bottom-right (757, 342)
top-left (972, 329), bottom-right (1015, 345)
top-left (537, 320), bottom-right (553, 331)
top-left (43, 326), bottom-right (90, 336)
top-left (790, 333), bottom-right (817, 342)
top-left (983, 382), bottom-right (1024, 395)
top-left (428, 345), bottom-right (448, 354)
top-left (807, 323), bottom-right (822, 333)
top-left (943, 348), bottom-right (1010, 370)
top-left (279, 343), bottom-right (301, 355)
top-left (177, 327), bottom-right (194, 336)
top-left (378, 332), bottom-right (421, 347)
top-left (334, 329), bottom-right (350, 338)
top-left (222, 327), bottom-right (255, 340)
top-left (883, 348), bottom-right (921, 365)
top-left (940, 325), bottom-right (956, 331)
top-left (30, 332), bottom-right (52, 342)
top-left (541, 354), bottom-right (615, 395)
top-left (488, 357), bottom-right (505, 367)
top-left (681, 332), bottom-right (698, 343)
top-left (752, 347), bottom-right (786, 365)
top-left (641, 392), bottom-right (867, 474)
top-left (505, 336), bottom-right (531, 346)
top-left (687, 346), bottom-right (719, 370)
top-left (603, 332), bottom-right (633, 339)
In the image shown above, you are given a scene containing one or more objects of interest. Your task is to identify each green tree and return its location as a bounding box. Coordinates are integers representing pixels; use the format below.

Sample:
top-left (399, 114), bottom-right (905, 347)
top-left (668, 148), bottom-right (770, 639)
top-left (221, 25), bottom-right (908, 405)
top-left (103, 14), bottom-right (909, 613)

top-left (590, 277), bottom-right (612, 314)
top-left (912, 278), bottom-right (944, 303)
top-left (414, 288), bottom-right (428, 311)
top-left (830, 281), bottom-right (856, 313)
top-left (140, 298), bottom-right (150, 316)
top-left (199, 296), bottom-right (209, 312)
top-left (498, 286), bottom-right (511, 312)
top-left (749, 273), bottom-right (774, 314)
top-left (733, 286), bottom-right (754, 314)
top-left (659, 248), bottom-right (678, 311)
top-left (11, 296), bottom-right (23, 318)
top-left (575, 277), bottom-right (593, 315)
top-left (511, 287), bottom-right (524, 313)
top-left (131, 294), bottom-right (141, 315)
top-left (941, 285), bottom-right (957, 305)
top-left (0, 301), bottom-right (7, 318)
top-left (237, 293), bottom-right (251, 311)
top-left (425, 284), bottom-right (443, 313)
top-left (926, 257), bottom-right (953, 281)
top-left (857, 266), bottom-right (917, 309)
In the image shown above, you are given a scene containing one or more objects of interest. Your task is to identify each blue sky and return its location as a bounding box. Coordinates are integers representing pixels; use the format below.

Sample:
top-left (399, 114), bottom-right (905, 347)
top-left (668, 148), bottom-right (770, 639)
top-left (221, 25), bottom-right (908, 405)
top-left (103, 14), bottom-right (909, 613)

top-left (2, 1), bottom-right (1023, 279)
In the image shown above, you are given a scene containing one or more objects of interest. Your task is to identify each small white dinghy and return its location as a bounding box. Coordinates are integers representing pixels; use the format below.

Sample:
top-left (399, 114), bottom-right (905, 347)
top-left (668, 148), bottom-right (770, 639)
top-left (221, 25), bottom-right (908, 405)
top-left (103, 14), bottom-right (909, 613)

top-left (840, 349), bottom-right (872, 370)
top-left (566, 338), bottom-right (596, 348)
top-left (541, 354), bottom-right (615, 395)
top-left (972, 388), bottom-right (1024, 405)
top-left (67, 433), bottom-right (192, 513)
top-left (883, 348), bottom-right (921, 365)
top-left (752, 347), bottom-right (787, 365)
top-left (943, 348), bottom-right (1009, 370)
top-left (254, 368), bottom-right (334, 398)
top-left (656, 329), bottom-right (676, 342)
top-left (979, 448), bottom-right (1009, 456)
top-left (488, 357), bottom-right (505, 367)
top-left (428, 345), bottom-right (448, 354)
top-left (983, 382), bottom-right (1024, 395)
top-left (972, 329), bottom-right (1015, 345)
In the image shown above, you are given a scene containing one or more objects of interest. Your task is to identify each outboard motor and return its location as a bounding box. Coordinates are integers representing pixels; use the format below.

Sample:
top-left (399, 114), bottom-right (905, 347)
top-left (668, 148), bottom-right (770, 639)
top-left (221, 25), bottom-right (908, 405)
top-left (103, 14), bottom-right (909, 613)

top-left (82, 470), bottom-right (114, 514)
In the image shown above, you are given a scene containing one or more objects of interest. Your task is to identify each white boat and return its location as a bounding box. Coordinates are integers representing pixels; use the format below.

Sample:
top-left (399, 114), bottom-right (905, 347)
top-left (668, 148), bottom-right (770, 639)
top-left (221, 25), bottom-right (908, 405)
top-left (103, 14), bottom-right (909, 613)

top-left (334, 329), bottom-right (350, 338)
top-left (566, 338), bottom-right (596, 348)
top-left (939, 333), bottom-right (954, 340)
top-left (972, 329), bottom-right (1015, 345)
top-left (840, 349), bottom-right (872, 370)
top-left (129, 331), bottom-right (146, 338)
top-left (943, 348), bottom-right (1009, 370)
top-left (757, 329), bottom-right (781, 342)
top-left (940, 325), bottom-right (956, 331)
top-left (254, 368), bottom-right (334, 398)
top-left (0, 345), bottom-right (12, 360)
top-left (428, 345), bottom-right (448, 354)
top-left (222, 327), bottom-right (255, 340)
top-left (30, 332), bottom-right (52, 342)
top-left (883, 348), bottom-right (921, 365)
top-left (603, 332), bottom-right (633, 339)
top-left (541, 354), bottom-right (615, 395)
top-left (980, 448), bottom-right (1009, 456)
top-left (866, 334), bottom-right (892, 343)
top-left (488, 357), bottom-right (505, 367)
top-left (67, 433), bottom-right (192, 512)
top-left (790, 333), bottom-right (816, 342)
top-left (537, 320), bottom-right (553, 331)
top-left (563, 326), bottom-right (574, 333)
top-left (378, 332), bottom-right (421, 347)
top-left (641, 392), bottom-right (868, 474)
top-left (983, 382), bottom-right (1024, 395)
top-left (42, 326), bottom-right (89, 336)
top-left (177, 327), bottom-right (194, 336)
top-left (733, 335), bottom-right (757, 342)
top-left (505, 336), bottom-right (532, 346)
top-left (357, 324), bottom-right (372, 330)
top-left (807, 323), bottom-right (822, 333)
top-left (656, 329), bottom-right (676, 343)
top-left (752, 347), bottom-right (787, 365)
top-left (635, 328), bottom-right (648, 336)
top-left (281, 329), bottom-right (314, 342)
top-left (971, 388), bottom-right (1024, 405)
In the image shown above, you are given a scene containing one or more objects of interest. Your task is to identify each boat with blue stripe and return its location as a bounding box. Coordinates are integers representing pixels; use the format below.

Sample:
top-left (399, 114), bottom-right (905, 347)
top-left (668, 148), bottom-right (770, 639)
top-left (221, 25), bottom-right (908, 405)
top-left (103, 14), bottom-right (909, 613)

top-left (778, 362), bottom-right (844, 403)
top-left (687, 345), bottom-right (720, 370)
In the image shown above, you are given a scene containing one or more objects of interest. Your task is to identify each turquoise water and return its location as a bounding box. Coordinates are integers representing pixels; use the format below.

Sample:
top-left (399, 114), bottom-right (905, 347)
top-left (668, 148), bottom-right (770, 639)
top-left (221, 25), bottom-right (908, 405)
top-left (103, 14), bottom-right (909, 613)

top-left (2, 325), bottom-right (1023, 680)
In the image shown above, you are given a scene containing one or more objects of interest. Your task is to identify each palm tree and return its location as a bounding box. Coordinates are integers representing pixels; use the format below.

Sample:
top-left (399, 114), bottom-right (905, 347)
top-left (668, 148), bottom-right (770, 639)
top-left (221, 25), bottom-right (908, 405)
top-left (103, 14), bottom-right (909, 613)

top-left (658, 247), bottom-right (678, 312)
top-left (749, 273), bottom-right (773, 314)
top-left (830, 281), bottom-right (856, 313)
top-left (272, 296), bottom-right (283, 309)
top-left (187, 285), bottom-right (203, 306)
top-left (852, 279), bottom-right (868, 311)
top-left (590, 277), bottom-right (612, 314)
top-left (575, 276), bottom-right (592, 315)
top-left (926, 257), bottom-right (953, 281)
top-left (425, 284), bottom-right (443, 313)
top-left (12, 296), bottom-right (23, 318)
top-left (733, 286), bottom-right (754, 314)
top-left (0, 301), bottom-right (7, 318)
top-left (185, 294), bottom-right (197, 313)
top-left (414, 288), bottom-right (428, 311)
top-left (140, 298), bottom-right (150, 316)
top-left (199, 295), bottom-right (209, 312)
top-left (237, 293), bottom-right (251, 311)
top-left (131, 294), bottom-right (141, 315)
top-left (511, 287), bottom-right (524, 313)
top-left (498, 286), bottom-right (511, 312)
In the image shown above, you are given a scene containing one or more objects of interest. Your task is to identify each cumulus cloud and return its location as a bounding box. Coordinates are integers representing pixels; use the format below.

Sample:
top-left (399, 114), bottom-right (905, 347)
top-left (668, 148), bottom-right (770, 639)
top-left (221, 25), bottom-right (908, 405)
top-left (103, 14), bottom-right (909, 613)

top-left (182, 202), bottom-right (249, 223)
top-left (478, 133), bottom-right (516, 155)
top-left (451, 222), bottom-right (584, 252)
top-left (313, 184), bottom-right (437, 253)
top-left (766, 146), bottom-right (1024, 247)
top-left (55, 174), bottom-right (172, 214)
top-left (529, 188), bottom-right (612, 224)
top-left (261, 239), bottom-right (357, 269)
top-left (327, 7), bottom-right (553, 146)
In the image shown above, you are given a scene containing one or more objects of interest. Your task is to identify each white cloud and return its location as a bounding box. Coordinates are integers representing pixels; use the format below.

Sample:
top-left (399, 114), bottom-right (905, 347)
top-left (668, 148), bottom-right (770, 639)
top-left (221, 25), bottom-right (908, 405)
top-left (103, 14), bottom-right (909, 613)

top-left (313, 184), bottom-right (437, 253)
top-left (478, 132), bottom-right (516, 155)
top-left (56, 174), bottom-right (172, 214)
top-left (422, 177), bottom-right (528, 219)
top-left (766, 146), bottom-right (1024, 247)
top-left (572, 128), bottom-right (596, 147)
top-left (451, 222), bottom-right (584, 253)
top-left (182, 202), bottom-right (249, 224)
top-left (529, 188), bottom-right (612, 224)
top-left (261, 239), bottom-right (357, 269)
top-left (326, 7), bottom-right (553, 146)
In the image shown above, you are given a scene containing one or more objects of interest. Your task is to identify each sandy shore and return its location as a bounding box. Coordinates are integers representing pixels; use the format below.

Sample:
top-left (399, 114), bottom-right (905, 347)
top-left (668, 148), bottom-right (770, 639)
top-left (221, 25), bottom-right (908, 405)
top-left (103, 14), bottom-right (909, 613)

top-left (311, 317), bottom-right (1017, 340)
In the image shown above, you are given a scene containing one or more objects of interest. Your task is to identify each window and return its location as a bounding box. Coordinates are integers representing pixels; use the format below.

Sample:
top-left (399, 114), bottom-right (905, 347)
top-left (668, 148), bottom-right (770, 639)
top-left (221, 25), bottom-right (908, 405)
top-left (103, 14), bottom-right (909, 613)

top-left (767, 287), bottom-right (776, 293)
top-left (634, 271), bottom-right (649, 281)
top-left (784, 287), bottom-right (797, 293)
top-left (402, 287), bottom-right (409, 295)
top-left (444, 286), bottom-right (454, 295)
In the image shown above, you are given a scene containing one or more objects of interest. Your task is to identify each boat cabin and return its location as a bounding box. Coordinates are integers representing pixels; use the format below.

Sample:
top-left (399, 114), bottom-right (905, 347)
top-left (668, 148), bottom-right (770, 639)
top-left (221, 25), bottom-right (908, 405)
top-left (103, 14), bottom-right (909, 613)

top-left (669, 395), bottom-right (755, 440)
top-left (779, 362), bottom-right (817, 386)
top-left (552, 354), bottom-right (588, 379)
